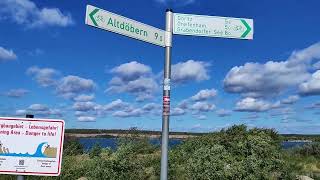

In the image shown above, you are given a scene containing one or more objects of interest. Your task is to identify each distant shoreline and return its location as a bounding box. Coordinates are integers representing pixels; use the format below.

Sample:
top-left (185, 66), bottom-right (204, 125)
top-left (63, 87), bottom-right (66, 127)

top-left (65, 133), bottom-right (196, 139)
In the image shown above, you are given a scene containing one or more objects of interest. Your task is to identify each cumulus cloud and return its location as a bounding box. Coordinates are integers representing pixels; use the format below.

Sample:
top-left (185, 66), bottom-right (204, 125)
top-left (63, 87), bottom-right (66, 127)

top-left (224, 42), bottom-right (320, 98)
top-left (103, 99), bottom-right (129, 111)
top-left (56, 75), bottom-right (96, 99)
top-left (27, 66), bottom-right (59, 87)
top-left (112, 108), bottom-right (143, 118)
top-left (16, 104), bottom-right (63, 117)
top-left (269, 107), bottom-right (295, 117)
top-left (0, 47), bottom-right (17, 62)
top-left (15, 109), bottom-right (27, 116)
top-left (142, 103), bottom-right (159, 111)
top-left (177, 99), bottom-right (189, 109)
top-left (27, 66), bottom-right (97, 100)
top-left (191, 101), bottom-right (215, 112)
top-left (171, 107), bottom-right (186, 116)
top-left (196, 115), bottom-right (207, 120)
top-left (313, 61), bottom-right (320, 70)
top-left (299, 70), bottom-right (320, 96)
top-left (216, 109), bottom-right (232, 117)
top-left (110, 61), bottom-right (151, 81)
top-left (107, 61), bottom-right (157, 101)
top-left (0, 0), bottom-right (74, 28)
top-left (281, 95), bottom-right (300, 105)
top-left (172, 60), bottom-right (210, 84)
top-left (72, 101), bottom-right (96, 112)
top-left (3, 89), bottom-right (29, 98)
top-left (77, 116), bottom-right (96, 122)
top-left (73, 94), bottom-right (95, 102)
top-left (235, 97), bottom-right (271, 112)
top-left (191, 88), bottom-right (217, 101)
top-left (28, 104), bottom-right (49, 111)
top-left (287, 42), bottom-right (320, 65)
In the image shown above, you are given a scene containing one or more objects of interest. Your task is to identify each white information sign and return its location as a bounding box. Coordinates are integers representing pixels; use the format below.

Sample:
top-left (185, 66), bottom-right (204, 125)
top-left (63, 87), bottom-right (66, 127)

top-left (173, 13), bottom-right (253, 40)
top-left (85, 5), bottom-right (166, 47)
top-left (0, 117), bottom-right (65, 176)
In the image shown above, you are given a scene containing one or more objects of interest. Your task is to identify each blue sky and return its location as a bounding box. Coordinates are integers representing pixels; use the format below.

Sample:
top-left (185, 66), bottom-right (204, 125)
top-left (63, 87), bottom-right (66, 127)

top-left (0, 0), bottom-right (320, 134)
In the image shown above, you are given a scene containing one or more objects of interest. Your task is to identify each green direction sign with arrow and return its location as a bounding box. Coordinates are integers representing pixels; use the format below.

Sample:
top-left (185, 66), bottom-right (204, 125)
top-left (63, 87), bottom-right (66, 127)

top-left (85, 5), bottom-right (166, 47)
top-left (173, 13), bottom-right (253, 40)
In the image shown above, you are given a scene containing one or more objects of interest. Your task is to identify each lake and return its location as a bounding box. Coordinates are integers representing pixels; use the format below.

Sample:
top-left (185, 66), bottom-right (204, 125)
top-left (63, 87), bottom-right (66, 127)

top-left (79, 138), bottom-right (310, 151)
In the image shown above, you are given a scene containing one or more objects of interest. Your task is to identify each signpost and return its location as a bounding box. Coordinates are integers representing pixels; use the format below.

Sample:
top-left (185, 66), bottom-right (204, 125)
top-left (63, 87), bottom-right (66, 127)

top-left (85, 5), bottom-right (253, 180)
top-left (0, 117), bottom-right (65, 176)
top-left (173, 13), bottom-right (253, 40)
top-left (85, 5), bottom-right (166, 47)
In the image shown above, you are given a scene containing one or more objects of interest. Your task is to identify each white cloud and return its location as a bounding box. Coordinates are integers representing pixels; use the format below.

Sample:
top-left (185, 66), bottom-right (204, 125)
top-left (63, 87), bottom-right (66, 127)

top-left (191, 101), bottom-right (215, 112)
top-left (28, 104), bottom-right (48, 111)
top-left (299, 70), bottom-right (320, 96)
top-left (0, 47), bottom-right (17, 62)
top-left (142, 103), bottom-right (159, 111)
top-left (72, 101), bottom-right (96, 112)
top-left (270, 107), bottom-right (295, 117)
top-left (191, 88), bottom-right (217, 101)
top-left (103, 99), bottom-right (129, 111)
top-left (27, 66), bottom-right (59, 87)
top-left (281, 95), bottom-right (300, 105)
top-left (287, 42), bottom-right (320, 65)
top-left (4, 89), bottom-right (29, 98)
top-left (73, 94), bottom-right (95, 102)
top-left (224, 61), bottom-right (309, 97)
top-left (313, 61), bottom-right (320, 70)
top-left (177, 99), bottom-right (189, 109)
top-left (0, 0), bottom-right (74, 28)
top-left (16, 104), bottom-right (63, 117)
top-left (224, 42), bottom-right (320, 98)
top-left (77, 116), bottom-right (96, 122)
top-left (216, 109), bottom-right (232, 117)
top-left (196, 115), bottom-right (207, 120)
top-left (171, 107), bottom-right (186, 116)
top-left (56, 75), bottom-right (96, 99)
top-left (110, 61), bottom-right (151, 81)
top-left (172, 60), bottom-right (210, 84)
top-left (107, 61), bottom-right (157, 101)
top-left (15, 109), bottom-right (27, 116)
top-left (235, 97), bottom-right (271, 112)
top-left (112, 108), bottom-right (143, 118)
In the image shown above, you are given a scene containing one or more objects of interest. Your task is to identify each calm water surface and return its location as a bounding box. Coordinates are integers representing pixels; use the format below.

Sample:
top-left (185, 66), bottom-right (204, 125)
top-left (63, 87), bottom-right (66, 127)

top-left (79, 138), bottom-right (310, 151)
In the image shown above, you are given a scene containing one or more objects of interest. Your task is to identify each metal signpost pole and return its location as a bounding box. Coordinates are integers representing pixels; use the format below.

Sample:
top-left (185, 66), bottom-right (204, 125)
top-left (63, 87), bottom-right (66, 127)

top-left (17, 114), bottom-right (34, 180)
top-left (160, 9), bottom-right (173, 180)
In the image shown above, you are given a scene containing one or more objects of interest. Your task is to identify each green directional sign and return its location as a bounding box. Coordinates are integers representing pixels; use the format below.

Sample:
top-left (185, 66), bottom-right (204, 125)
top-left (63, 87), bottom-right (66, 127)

top-left (173, 13), bottom-right (253, 40)
top-left (85, 5), bottom-right (166, 47)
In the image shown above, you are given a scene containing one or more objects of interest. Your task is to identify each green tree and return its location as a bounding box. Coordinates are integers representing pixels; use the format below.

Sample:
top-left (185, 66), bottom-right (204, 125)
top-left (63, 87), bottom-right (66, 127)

top-left (63, 137), bottom-right (83, 156)
top-left (89, 143), bottom-right (102, 158)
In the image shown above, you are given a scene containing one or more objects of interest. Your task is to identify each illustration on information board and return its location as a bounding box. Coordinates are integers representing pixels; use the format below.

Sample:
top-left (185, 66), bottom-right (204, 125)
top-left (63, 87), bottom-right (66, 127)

top-left (0, 140), bottom-right (57, 158)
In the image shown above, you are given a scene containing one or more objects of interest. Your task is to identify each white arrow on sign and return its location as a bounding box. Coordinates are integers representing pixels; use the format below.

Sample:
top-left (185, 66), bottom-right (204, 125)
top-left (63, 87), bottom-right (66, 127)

top-left (173, 13), bottom-right (253, 40)
top-left (85, 5), bottom-right (166, 47)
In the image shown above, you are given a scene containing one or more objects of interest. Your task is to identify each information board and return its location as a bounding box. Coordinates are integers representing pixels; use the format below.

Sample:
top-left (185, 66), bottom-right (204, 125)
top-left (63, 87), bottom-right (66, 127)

top-left (0, 117), bottom-right (65, 176)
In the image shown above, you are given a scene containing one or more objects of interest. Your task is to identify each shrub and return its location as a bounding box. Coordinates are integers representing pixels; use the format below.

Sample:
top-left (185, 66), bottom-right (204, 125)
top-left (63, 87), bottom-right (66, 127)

top-left (295, 143), bottom-right (320, 157)
top-left (89, 143), bottom-right (102, 158)
top-left (169, 125), bottom-right (295, 179)
top-left (63, 137), bottom-right (84, 156)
